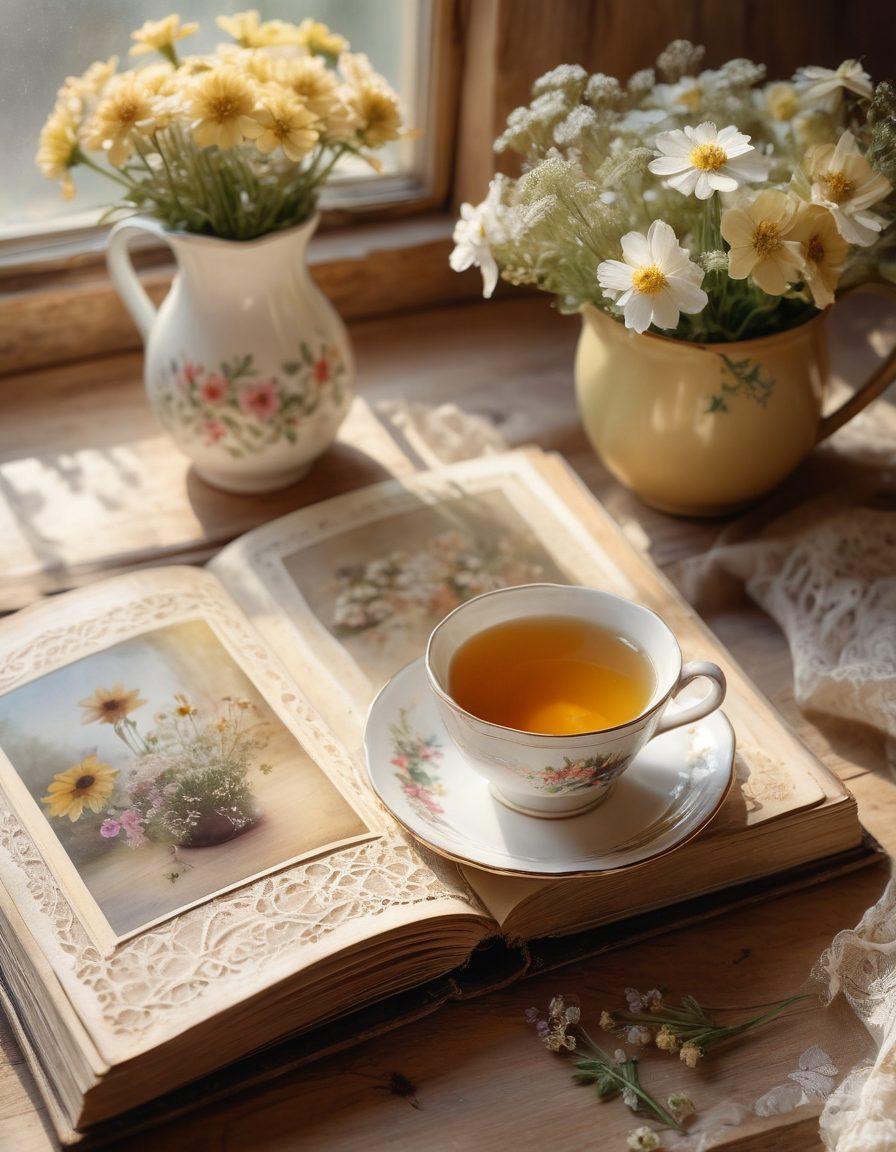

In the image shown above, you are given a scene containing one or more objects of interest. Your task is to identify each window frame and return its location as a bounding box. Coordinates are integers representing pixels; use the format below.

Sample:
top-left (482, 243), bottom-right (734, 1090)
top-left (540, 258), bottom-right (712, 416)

top-left (0, 0), bottom-right (460, 274)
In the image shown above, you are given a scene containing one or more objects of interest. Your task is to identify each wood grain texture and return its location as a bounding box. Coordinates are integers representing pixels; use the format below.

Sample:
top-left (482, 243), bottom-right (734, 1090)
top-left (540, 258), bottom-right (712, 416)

top-left (0, 291), bottom-right (895, 1150)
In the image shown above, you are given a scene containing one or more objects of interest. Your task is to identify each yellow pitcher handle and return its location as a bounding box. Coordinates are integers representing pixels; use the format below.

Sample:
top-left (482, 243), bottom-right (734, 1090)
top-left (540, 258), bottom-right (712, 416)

top-left (816, 280), bottom-right (896, 444)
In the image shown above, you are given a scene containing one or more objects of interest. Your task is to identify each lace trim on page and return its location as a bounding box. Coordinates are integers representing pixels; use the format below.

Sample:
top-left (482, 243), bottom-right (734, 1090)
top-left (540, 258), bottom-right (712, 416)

top-left (0, 579), bottom-right (476, 1042)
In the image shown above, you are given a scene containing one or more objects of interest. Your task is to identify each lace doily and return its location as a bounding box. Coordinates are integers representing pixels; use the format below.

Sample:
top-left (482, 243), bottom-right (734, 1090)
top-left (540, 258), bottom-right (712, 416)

top-left (814, 879), bottom-right (896, 1151)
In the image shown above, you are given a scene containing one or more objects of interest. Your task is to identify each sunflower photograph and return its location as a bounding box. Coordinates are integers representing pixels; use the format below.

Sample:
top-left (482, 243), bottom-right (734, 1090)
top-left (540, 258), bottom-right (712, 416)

top-left (0, 619), bottom-right (371, 939)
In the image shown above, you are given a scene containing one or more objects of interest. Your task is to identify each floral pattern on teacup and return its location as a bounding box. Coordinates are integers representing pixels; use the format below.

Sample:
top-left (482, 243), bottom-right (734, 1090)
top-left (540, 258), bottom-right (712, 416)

top-left (157, 343), bottom-right (346, 456)
top-left (389, 708), bottom-right (448, 827)
top-left (521, 752), bottom-right (629, 795)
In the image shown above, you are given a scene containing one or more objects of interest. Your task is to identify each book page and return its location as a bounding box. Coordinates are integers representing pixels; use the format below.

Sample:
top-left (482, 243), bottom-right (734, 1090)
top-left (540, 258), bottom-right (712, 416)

top-left (0, 566), bottom-right (487, 1066)
top-left (209, 448), bottom-right (837, 929)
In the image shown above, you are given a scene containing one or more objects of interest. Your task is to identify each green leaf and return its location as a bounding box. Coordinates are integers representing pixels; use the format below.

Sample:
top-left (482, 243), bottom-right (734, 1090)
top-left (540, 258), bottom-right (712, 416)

top-left (300, 341), bottom-right (314, 365)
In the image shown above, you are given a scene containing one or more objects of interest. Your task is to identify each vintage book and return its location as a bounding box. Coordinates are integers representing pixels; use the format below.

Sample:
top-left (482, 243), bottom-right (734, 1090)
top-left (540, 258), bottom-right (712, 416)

top-left (0, 448), bottom-right (868, 1142)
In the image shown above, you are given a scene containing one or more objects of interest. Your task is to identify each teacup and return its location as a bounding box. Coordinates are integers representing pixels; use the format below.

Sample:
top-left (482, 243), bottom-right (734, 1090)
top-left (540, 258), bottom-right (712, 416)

top-left (425, 584), bottom-right (727, 818)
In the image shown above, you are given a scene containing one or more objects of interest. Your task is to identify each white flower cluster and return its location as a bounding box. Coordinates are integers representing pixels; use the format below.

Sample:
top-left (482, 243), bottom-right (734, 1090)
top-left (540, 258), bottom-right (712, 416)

top-left (450, 41), bottom-right (894, 343)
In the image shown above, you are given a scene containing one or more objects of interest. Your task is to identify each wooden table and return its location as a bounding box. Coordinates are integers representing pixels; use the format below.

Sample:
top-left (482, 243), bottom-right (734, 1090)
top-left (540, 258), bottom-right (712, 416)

top-left (1, 295), bottom-right (894, 1151)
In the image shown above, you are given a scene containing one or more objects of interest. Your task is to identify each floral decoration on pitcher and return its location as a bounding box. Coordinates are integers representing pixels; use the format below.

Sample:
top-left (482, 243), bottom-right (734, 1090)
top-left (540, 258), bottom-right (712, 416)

top-left (522, 752), bottom-right (629, 795)
top-left (706, 354), bottom-right (776, 413)
top-left (158, 343), bottom-right (346, 456)
top-left (389, 708), bottom-right (448, 826)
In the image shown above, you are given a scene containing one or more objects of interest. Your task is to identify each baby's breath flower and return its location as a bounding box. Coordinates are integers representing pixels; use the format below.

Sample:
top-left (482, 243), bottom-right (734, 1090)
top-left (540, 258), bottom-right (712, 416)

top-left (622, 1087), bottom-right (639, 1110)
top-left (656, 39), bottom-right (705, 84)
top-left (628, 68), bottom-right (656, 96)
top-left (699, 249), bottom-right (729, 273)
top-left (584, 73), bottom-right (623, 109)
top-left (600, 1011), bottom-right (616, 1032)
top-left (627, 1127), bottom-right (662, 1151)
top-left (533, 64), bottom-right (587, 101)
top-left (626, 1024), bottom-right (654, 1046)
top-left (680, 1041), bottom-right (703, 1068)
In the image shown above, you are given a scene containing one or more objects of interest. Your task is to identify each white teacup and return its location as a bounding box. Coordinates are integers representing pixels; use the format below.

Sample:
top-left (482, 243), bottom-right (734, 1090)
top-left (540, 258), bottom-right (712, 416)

top-left (425, 584), bottom-right (727, 818)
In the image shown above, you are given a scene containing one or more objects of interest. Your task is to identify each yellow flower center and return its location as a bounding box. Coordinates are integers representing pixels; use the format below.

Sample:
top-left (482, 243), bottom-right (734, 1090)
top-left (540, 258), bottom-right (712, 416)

top-left (822, 170), bottom-right (855, 203)
top-left (689, 142), bottom-right (727, 172)
top-left (751, 220), bottom-right (782, 259)
top-left (271, 116), bottom-right (293, 141)
top-left (209, 94), bottom-right (241, 123)
top-left (75, 775), bottom-right (96, 791)
top-left (631, 265), bottom-right (668, 295)
top-left (115, 99), bottom-right (142, 127)
top-left (806, 234), bottom-right (825, 264)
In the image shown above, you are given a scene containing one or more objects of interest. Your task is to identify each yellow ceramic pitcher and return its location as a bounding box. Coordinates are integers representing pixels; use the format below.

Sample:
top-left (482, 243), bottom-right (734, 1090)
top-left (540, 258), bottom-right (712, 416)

top-left (575, 282), bottom-right (896, 517)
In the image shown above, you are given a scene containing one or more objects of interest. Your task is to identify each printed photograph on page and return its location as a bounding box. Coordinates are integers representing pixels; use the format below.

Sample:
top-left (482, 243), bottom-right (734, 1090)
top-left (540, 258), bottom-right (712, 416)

top-left (0, 618), bottom-right (371, 939)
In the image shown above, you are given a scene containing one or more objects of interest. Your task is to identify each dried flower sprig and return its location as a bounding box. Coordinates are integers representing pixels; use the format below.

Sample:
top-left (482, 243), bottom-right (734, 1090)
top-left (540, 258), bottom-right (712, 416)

top-left (600, 986), bottom-right (813, 1066)
top-left (526, 996), bottom-right (689, 1138)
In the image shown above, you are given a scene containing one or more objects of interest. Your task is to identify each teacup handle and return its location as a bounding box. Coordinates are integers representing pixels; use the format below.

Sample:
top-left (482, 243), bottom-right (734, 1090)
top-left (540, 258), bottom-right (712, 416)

top-left (653, 660), bottom-right (727, 737)
top-left (816, 280), bottom-right (896, 443)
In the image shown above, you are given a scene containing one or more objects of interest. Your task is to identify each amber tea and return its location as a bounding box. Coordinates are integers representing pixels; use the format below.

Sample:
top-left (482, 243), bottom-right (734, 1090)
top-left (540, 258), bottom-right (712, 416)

top-left (448, 615), bottom-right (655, 735)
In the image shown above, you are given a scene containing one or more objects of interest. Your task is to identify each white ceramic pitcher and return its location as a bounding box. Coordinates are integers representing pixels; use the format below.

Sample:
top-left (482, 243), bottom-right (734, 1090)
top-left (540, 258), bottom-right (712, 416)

top-left (107, 214), bottom-right (354, 493)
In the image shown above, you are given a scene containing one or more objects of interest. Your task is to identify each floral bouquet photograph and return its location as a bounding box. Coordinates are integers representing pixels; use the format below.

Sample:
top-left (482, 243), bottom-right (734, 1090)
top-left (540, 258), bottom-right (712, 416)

top-left (453, 41), bottom-right (896, 515)
top-left (0, 619), bottom-right (369, 940)
top-left (37, 11), bottom-right (410, 493)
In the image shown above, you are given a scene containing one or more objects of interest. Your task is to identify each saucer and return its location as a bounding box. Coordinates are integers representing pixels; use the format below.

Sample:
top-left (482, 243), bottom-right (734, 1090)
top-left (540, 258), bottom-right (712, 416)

top-left (364, 658), bottom-right (735, 878)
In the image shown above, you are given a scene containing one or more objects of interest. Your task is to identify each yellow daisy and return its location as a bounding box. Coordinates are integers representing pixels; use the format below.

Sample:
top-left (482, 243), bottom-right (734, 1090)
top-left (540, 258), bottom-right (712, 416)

top-left (245, 91), bottom-right (319, 160)
top-left (215, 10), bottom-right (301, 49)
top-left (189, 68), bottom-right (258, 150)
top-left (36, 106), bottom-right (80, 199)
top-left (790, 204), bottom-right (849, 307)
top-left (41, 757), bottom-right (118, 822)
top-left (271, 56), bottom-right (340, 121)
top-left (352, 84), bottom-right (402, 147)
top-left (79, 683), bottom-right (146, 725)
top-left (721, 189), bottom-right (805, 296)
top-left (82, 74), bottom-right (158, 165)
top-left (297, 19), bottom-right (348, 58)
top-left (129, 14), bottom-right (198, 60)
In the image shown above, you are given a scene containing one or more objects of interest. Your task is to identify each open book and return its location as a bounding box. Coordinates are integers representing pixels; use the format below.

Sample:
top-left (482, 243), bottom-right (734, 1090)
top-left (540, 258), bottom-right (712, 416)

top-left (0, 449), bottom-right (866, 1141)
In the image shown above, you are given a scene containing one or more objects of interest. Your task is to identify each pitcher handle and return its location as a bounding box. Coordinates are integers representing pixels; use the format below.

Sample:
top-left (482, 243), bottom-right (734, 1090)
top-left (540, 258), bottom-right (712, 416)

top-left (816, 280), bottom-right (896, 444)
top-left (653, 660), bottom-right (727, 738)
top-left (106, 217), bottom-right (170, 343)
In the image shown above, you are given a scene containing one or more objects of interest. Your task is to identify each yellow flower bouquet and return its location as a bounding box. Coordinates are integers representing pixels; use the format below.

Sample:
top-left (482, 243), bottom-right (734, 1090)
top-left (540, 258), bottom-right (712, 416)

top-left (37, 11), bottom-right (407, 239)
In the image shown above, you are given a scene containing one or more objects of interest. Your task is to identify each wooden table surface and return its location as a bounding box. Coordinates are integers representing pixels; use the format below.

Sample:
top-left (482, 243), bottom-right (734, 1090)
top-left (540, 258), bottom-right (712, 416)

top-left (1, 294), bottom-right (894, 1151)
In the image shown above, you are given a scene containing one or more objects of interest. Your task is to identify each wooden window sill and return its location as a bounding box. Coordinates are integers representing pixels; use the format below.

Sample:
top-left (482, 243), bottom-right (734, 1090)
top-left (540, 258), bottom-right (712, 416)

top-left (2, 289), bottom-right (893, 616)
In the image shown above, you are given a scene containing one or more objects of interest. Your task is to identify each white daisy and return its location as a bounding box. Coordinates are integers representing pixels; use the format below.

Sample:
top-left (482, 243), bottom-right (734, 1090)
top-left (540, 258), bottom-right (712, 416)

top-left (648, 122), bottom-right (770, 200)
top-left (803, 130), bottom-right (892, 247)
top-left (794, 60), bottom-right (873, 113)
top-left (596, 220), bottom-right (708, 334)
top-left (450, 178), bottom-right (505, 298)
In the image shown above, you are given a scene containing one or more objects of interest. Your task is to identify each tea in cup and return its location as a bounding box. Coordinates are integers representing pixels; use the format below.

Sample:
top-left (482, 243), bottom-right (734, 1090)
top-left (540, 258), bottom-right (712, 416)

top-left (425, 584), bottom-right (726, 818)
